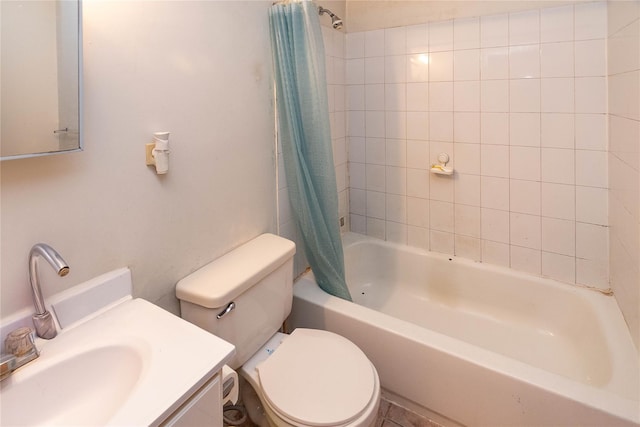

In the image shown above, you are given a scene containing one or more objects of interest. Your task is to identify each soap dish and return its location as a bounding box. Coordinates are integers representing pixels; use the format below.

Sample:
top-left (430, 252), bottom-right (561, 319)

top-left (430, 164), bottom-right (453, 175)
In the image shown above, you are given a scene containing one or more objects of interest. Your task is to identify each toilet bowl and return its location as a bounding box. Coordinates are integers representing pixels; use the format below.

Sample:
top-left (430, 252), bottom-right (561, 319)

top-left (176, 234), bottom-right (380, 427)
top-left (240, 330), bottom-right (380, 427)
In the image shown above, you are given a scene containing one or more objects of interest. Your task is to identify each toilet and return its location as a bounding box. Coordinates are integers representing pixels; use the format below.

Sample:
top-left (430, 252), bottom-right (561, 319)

top-left (176, 233), bottom-right (380, 427)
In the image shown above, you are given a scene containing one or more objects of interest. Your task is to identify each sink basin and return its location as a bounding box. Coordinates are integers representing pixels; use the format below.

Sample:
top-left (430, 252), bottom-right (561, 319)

top-left (1, 345), bottom-right (144, 426)
top-left (0, 268), bottom-right (235, 426)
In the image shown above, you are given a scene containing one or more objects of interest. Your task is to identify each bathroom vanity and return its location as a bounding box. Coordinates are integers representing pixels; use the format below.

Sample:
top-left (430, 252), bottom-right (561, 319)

top-left (0, 268), bottom-right (235, 426)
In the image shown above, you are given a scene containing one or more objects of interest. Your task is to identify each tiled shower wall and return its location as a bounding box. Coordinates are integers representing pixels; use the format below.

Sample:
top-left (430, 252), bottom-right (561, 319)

top-left (607, 1), bottom-right (639, 348)
top-left (345, 2), bottom-right (610, 289)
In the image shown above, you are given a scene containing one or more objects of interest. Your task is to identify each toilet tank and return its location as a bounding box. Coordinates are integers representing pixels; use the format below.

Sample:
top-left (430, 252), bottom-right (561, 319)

top-left (176, 234), bottom-right (296, 369)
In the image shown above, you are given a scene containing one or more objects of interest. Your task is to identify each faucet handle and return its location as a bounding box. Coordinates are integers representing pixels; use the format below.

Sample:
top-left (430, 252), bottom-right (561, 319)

top-left (5, 327), bottom-right (37, 357)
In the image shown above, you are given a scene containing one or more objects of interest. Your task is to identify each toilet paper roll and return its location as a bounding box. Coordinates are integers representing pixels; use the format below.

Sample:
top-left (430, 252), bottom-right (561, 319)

top-left (222, 364), bottom-right (239, 406)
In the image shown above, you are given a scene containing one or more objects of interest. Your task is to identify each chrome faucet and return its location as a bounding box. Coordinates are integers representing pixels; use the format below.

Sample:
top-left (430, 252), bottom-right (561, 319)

top-left (29, 243), bottom-right (69, 339)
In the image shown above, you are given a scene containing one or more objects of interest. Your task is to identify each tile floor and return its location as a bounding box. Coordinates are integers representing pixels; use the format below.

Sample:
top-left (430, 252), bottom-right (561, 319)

top-left (224, 397), bottom-right (441, 427)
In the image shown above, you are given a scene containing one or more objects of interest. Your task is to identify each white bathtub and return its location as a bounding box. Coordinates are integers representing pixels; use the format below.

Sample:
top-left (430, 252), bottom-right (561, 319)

top-left (289, 233), bottom-right (640, 426)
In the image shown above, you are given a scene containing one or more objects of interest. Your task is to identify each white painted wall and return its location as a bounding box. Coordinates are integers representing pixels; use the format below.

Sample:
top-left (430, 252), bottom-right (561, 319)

top-left (0, 1), bottom-right (276, 317)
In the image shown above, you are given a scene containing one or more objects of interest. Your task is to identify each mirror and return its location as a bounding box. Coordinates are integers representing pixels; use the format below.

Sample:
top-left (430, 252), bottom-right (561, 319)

top-left (1, 0), bottom-right (82, 160)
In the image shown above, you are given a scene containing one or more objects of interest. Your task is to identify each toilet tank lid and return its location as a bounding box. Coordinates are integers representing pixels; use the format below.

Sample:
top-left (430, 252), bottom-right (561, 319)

top-left (176, 234), bottom-right (296, 308)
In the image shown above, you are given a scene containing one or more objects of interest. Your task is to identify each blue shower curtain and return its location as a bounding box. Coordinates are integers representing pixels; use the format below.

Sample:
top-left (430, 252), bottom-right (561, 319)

top-left (269, 1), bottom-right (352, 301)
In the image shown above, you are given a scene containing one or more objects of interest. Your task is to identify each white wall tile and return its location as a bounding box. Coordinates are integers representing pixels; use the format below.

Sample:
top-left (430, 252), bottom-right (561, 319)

top-left (576, 222), bottom-right (608, 261)
top-left (510, 146), bottom-right (541, 181)
top-left (481, 176), bottom-right (509, 210)
top-left (510, 245), bottom-right (542, 275)
top-left (455, 235), bottom-right (482, 261)
top-left (429, 171), bottom-right (455, 202)
top-left (509, 44), bottom-right (541, 79)
top-left (510, 213), bottom-right (541, 249)
top-left (387, 193), bottom-right (407, 222)
top-left (346, 58), bottom-right (365, 84)
top-left (347, 85), bottom-right (365, 111)
top-left (366, 111), bottom-right (385, 137)
top-left (454, 112), bottom-right (480, 143)
top-left (365, 29), bottom-right (385, 57)
top-left (406, 83), bottom-right (429, 111)
top-left (407, 196), bottom-right (430, 227)
top-left (574, 1), bottom-right (607, 41)
top-left (454, 17), bottom-right (480, 50)
top-left (350, 214), bottom-right (367, 234)
top-left (481, 207), bottom-right (510, 243)
top-left (509, 10), bottom-right (540, 46)
top-left (385, 27), bottom-right (407, 56)
top-left (576, 186), bottom-right (608, 225)
top-left (542, 217), bottom-right (575, 256)
top-left (541, 113), bottom-right (574, 148)
top-left (407, 112), bottom-right (429, 140)
top-left (385, 221), bottom-right (407, 245)
top-left (510, 79), bottom-right (541, 112)
top-left (542, 252), bottom-right (576, 283)
top-left (540, 42), bottom-right (574, 78)
top-left (430, 230), bottom-right (455, 254)
top-left (349, 137), bottom-right (366, 163)
top-left (481, 144), bottom-right (510, 178)
top-left (482, 240), bottom-right (510, 266)
top-left (576, 257), bottom-right (609, 288)
top-left (455, 204), bottom-right (481, 237)
top-left (510, 179), bottom-right (541, 215)
top-left (481, 113), bottom-right (509, 145)
top-left (429, 51), bottom-right (454, 82)
top-left (350, 162), bottom-right (366, 189)
top-left (406, 140), bottom-right (429, 169)
top-left (430, 20), bottom-right (454, 52)
top-left (429, 112), bottom-right (454, 141)
top-left (385, 83), bottom-right (406, 111)
top-left (481, 80), bottom-right (509, 112)
top-left (366, 217), bottom-right (386, 239)
top-left (480, 14), bottom-right (509, 48)
top-left (407, 54), bottom-right (430, 82)
top-left (541, 148), bottom-right (575, 184)
top-left (408, 225), bottom-right (430, 250)
top-left (406, 24), bottom-right (429, 54)
top-left (575, 39), bottom-right (606, 77)
top-left (575, 77), bottom-right (607, 114)
top-left (385, 111), bottom-right (407, 139)
top-left (429, 81), bottom-right (454, 111)
top-left (366, 190), bottom-right (386, 219)
top-left (365, 84), bottom-right (385, 110)
top-left (576, 149), bottom-right (608, 187)
top-left (385, 55), bottom-right (407, 83)
top-left (346, 32), bottom-right (365, 59)
top-left (366, 164), bottom-right (386, 191)
top-left (481, 47), bottom-right (509, 79)
top-left (454, 49), bottom-right (481, 81)
top-left (454, 81), bottom-right (480, 112)
top-left (540, 5), bottom-right (574, 43)
top-left (455, 174), bottom-right (481, 206)
top-left (386, 140), bottom-right (407, 168)
top-left (365, 57), bottom-right (385, 84)
top-left (350, 188), bottom-right (366, 215)
top-left (541, 182), bottom-right (575, 220)
top-left (430, 200), bottom-right (454, 232)
top-left (366, 137), bottom-right (385, 164)
top-left (348, 110), bottom-right (365, 137)
top-left (575, 114), bottom-right (607, 150)
top-left (454, 143), bottom-right (481, 174)
top-left (510, 113), bottom-right (540, 147)
top-left (541, 78), bottom-right (574, 113)
top-left (406, 168), bottom-right (429, 198)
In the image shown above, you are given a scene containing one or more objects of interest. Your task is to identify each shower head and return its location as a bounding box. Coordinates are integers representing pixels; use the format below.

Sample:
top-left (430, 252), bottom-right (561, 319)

top-left (318, 6), bottom-right (343, 30)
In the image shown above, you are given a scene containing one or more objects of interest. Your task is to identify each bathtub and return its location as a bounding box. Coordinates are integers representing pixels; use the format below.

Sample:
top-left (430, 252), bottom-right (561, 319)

top-left (288, 233), bottom-right (639, 426)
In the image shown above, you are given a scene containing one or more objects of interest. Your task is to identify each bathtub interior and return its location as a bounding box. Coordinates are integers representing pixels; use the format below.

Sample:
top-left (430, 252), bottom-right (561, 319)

top-left (341, 233), bottom-right (639, 402)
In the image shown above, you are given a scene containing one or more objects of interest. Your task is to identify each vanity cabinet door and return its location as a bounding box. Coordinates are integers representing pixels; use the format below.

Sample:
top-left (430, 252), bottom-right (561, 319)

top-left (160, 373), bottom-right (223, 427)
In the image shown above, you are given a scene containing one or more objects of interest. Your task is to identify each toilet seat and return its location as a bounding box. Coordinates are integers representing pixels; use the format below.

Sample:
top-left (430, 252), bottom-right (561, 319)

top-left (257, 329), bottom-right (377, 427)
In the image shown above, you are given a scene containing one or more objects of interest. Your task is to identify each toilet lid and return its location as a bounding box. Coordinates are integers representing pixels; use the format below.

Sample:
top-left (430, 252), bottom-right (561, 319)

top-left (257, 328), bottom-right (376, 427)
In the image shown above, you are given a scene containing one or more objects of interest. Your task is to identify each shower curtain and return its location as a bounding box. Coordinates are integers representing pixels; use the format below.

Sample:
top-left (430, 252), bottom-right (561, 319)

top-left (269, 0), bottom-right (352, 301)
